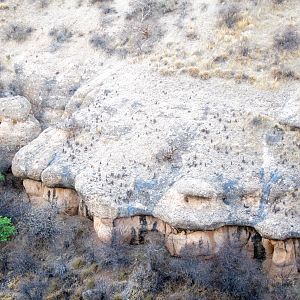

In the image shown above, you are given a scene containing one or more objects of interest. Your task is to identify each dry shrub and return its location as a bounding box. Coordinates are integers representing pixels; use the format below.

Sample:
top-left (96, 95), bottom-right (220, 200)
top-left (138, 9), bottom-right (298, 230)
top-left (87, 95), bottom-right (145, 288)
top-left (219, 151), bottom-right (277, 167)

top-left (49, 26), bottom-right (72, 51)
top-left (218, 4), bottom-right (241, 29)
top-left (4, 24), bottom-right (33, 42)
top-left (271, 67), bottom-right (299, 81)
top-left (274, 26), bottom-right (300, 51)
top-left (89, 34), bottom-right (115, 54)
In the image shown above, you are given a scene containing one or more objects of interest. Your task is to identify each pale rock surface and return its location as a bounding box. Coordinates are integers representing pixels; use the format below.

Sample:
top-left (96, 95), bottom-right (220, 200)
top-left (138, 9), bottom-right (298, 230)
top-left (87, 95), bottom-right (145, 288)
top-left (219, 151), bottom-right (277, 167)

top-left (0, 96), bottom-right (41, 171)
top-left (12, 63), bottom-right (300, 240)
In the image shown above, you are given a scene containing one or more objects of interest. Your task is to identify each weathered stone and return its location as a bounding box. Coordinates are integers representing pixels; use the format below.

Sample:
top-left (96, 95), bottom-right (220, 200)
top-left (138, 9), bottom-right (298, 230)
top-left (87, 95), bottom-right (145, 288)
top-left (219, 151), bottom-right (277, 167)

top-left (23, 179), bottom-right (79, 215)
top-left (11, 65), bottom-right (300, 241)
top-left (93, 214), bottom-right (300, 277)
top-left (0, 96), bottom-right (31, 121)
top-left (12, 128), bottom-right (68, 182)
top-left (0, 96), bottom-right (41, 172)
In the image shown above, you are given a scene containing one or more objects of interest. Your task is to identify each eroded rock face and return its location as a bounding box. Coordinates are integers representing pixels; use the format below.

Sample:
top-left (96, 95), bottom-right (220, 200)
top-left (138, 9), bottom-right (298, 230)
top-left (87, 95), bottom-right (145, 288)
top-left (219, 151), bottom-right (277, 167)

top-left (11, 65), bottom-right (300, 241)
top-left (14, 176), bottom-right (300, 277)
top-left (0, 96), bottom-right (41, 172)
top-left (23, 179), bottom-right (79, 215)
top-left (94, 215), bottom-right (300, 278)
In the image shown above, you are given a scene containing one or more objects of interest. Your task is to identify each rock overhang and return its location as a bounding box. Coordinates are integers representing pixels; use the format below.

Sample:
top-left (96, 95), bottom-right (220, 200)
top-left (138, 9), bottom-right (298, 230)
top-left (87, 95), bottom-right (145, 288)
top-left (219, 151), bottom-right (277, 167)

top-left (10, 65), bottom-right (300, 240)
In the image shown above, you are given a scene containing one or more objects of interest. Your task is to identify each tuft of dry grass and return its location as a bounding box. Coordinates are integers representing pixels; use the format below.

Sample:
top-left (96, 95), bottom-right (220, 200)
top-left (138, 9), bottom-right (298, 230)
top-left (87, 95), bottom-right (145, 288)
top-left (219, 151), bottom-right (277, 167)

top-left (271, 66), bottom-right (299, 81)
top-left (187, 67), bottom-right (200, 77)
top-left (71, 257), bottom-right (85, 269)
top-left (80, 263), bottom-right (98, 279)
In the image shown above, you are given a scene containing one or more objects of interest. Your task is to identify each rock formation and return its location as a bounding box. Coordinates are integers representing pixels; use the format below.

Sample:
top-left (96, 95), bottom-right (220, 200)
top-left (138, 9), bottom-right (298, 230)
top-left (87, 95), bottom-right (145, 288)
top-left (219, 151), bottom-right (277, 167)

top-left (12, 65), bottom-right (300, 240)
top-left (23, 179), bottom-right (79, 215)
top-left (0, 0), bottom-right (299, 280)
top-left (0, 96), bottom-right (41, 172)
top-left (93, 216), bottom-right (300, 277)
top-left (12, 64), bottom-right (300, 277)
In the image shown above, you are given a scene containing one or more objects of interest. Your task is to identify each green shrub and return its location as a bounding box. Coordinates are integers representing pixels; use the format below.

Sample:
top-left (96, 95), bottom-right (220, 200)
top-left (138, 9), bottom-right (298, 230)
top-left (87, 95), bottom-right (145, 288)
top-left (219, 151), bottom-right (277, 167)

top-left (0, 172), bottom-right (5, 183)
top-left (0, 216), bottom-right (16, 241)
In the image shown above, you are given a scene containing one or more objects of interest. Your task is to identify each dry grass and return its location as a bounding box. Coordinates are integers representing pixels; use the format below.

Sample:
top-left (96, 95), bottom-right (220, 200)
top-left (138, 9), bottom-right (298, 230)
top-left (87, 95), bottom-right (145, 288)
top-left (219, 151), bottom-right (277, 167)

top-left (71, 257), bottom-right (86, 269)
top-left (148, 1), bottom-right (300, 88)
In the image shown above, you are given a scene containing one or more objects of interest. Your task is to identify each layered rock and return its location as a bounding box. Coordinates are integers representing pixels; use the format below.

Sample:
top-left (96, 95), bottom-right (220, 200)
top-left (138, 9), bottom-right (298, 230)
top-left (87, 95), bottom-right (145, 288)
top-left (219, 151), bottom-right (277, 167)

top-left (94, 215), bottom-right (300, 278)
top-left (0, 96), bottom-right (41, 172)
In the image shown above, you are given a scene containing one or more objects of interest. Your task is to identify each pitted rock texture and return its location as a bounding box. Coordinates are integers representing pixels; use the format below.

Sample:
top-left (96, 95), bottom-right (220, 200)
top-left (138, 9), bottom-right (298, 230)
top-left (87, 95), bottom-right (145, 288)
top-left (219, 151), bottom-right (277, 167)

top-left (94, 215), bottom-right (300, 277)
top-left (12, 64), bottom-right (300, 240)
top-left (0, 96), bottom-right (41, 172)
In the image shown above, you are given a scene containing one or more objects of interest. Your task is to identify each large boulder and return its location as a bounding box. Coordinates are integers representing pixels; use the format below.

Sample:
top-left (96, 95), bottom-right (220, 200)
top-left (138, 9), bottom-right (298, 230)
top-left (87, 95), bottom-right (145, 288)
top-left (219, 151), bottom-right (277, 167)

top-left (12, 64), bottom-right (300, 240)
top-left (0, 96), bottom-right (41, 172)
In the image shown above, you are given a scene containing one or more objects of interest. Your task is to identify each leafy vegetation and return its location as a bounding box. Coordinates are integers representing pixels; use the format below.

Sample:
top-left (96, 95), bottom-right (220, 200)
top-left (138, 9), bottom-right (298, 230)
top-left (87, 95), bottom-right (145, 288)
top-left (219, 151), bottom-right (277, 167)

top-left (0, 216), bottom-right (16, 241)
top-left (0, 172), bottom-right (5, 183)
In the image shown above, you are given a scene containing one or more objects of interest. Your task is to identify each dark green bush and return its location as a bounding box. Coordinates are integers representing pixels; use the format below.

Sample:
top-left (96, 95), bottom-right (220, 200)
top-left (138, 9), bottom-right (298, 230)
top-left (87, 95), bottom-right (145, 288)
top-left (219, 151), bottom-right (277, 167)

top-left (0, 216), bottom-right (16, 241)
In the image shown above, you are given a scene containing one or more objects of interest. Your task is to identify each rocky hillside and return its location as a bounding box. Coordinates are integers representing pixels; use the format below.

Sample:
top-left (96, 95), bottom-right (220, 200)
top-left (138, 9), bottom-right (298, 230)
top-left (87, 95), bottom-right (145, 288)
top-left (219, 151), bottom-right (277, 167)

top-left (0, 0), bottom-right (300, 289)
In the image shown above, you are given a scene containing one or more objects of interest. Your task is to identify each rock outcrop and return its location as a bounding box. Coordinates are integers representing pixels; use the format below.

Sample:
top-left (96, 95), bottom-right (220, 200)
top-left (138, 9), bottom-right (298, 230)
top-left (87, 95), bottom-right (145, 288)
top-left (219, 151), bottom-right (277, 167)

top-left (0, 0), bottom-right (299, 289)
top-left (20, 175), bottom-right (300, 277)
top-left (0, 96), bottom-right (41, 172)
top-left (23, 179), bottom-right (79, 215)
top-left (12, 65), bottom-right (300, 241)
top-left (94, 215), bottom-right (300, 277)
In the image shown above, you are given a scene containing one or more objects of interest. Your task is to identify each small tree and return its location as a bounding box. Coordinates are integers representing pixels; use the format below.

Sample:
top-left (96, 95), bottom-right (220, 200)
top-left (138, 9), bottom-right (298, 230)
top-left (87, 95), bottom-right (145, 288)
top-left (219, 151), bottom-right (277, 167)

top-left (0, 216), bottom-right (16, 241)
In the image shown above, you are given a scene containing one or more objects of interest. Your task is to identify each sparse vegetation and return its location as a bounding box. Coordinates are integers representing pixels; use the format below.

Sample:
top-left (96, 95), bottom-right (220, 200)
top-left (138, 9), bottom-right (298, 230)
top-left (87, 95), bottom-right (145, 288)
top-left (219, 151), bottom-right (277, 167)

top-left (31, 0), bottom-right (50, 8)
top-left (274, 26), bottom-right (300, 52)
top-left (0, 172), bottom-right (5, 183)
top-left (109, 0), bottom-right (171, 55)
top-left (89, 34), bottom-right (114, 54)
top-left (49, 26), bottom-right (72, 51)
top-left (272, 0), bottom-right (285, 4)
top-left (218, 4), bottom-right (241, 29)
top-left (0, 175), bottom-right (299, 299)
top-left (71, 257), bottom-right (85, 269)
top-left (271, 66), bottom-right (299, 81)
top-left (127, 0), bottom-right (158, 21)
top-left (4, 24), bottom-right (33, 42)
